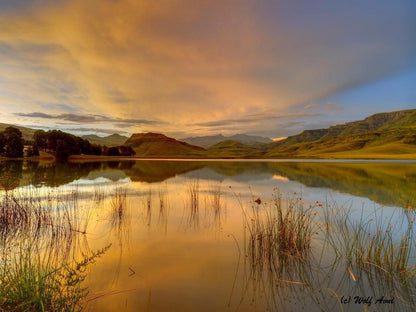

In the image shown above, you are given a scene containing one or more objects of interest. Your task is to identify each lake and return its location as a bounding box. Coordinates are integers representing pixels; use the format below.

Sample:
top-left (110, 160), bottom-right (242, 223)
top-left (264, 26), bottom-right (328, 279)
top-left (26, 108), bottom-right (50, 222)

top-left (0, 159), bottom-right (415, 311)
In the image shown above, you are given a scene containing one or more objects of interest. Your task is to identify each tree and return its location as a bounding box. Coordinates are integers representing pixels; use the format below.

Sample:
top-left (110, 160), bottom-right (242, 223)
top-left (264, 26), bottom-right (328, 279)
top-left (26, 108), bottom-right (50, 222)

top-left (0, 132), bottom-right (5, 154)
top-left (74, 137), bottom-right (92, 155)
top-left (101, 146), bottom-right (109, 155)
top-left (33, 130), bottom-right (47, 151)
top-left (55, 137), bottom-right (81, 160)
top-left (91, 144), bottom-right (102, 156)
top-left (26, 145), bottom-right (39, 157)
top-left (4, 127), bottom-right (23, 158)
top-left (119, 145), bottom-right (136, 156)
top-left (107, 147), bottom-right (120, 156)
top-left (4, 126), bottom-right (22, 138)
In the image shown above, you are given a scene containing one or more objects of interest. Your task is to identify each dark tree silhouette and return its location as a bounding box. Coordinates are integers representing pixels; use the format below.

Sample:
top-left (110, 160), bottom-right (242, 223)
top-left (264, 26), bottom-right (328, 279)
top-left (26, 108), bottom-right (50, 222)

top-left (0, 132), bottom-right (5, 154)
top-left (3, 127), bottom-right (24, 158)
top-left (107, 146), bottom-right (120, 156)
top-left (119, 145), bottom-right (136, 156)
top-left (33, 130), bottom-right (48, 151)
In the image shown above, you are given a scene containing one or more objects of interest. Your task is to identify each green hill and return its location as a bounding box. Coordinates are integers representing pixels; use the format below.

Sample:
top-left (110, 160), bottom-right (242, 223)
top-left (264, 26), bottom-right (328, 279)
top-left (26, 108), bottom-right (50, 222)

top-left (266, 109), bottom-right (416, 159)
top-left (82, 133), bottom-right (128, 146)
top-left (207, 140), bottom-right (264, 158)
top-left (272, 109), bottom-right (416, 148)
top-left (125, 132), bottom-right (206, 157)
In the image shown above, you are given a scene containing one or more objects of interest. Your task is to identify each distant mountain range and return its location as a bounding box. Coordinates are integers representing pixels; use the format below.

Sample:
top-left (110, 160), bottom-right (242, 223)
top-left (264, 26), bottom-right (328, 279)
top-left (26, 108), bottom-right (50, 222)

top-left (181, 133), bottom-right (272, 148)
top-left (3, 109), bottom-right (416, 159)
top-left (125, 108), bottom-right (416, 158)
top-left (82, 133), bottom-right (128, 146)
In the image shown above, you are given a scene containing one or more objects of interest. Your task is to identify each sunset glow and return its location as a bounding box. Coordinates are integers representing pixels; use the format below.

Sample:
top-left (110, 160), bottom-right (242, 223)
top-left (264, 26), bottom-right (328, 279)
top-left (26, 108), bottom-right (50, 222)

top-left (0, 0), bottom-right (414, 138)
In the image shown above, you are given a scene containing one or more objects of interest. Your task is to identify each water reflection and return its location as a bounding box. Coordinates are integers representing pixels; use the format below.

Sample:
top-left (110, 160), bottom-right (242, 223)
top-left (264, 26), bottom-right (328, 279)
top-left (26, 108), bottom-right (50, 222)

top-left (2, 159), bottom-right (416, 209)
top-left (1, 162), bottom-right (415, 311)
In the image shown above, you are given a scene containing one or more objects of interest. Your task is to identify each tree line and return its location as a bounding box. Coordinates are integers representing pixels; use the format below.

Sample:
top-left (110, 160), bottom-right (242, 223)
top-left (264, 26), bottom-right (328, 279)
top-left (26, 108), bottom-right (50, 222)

top-left (0, 127), bottom-right (135, 160)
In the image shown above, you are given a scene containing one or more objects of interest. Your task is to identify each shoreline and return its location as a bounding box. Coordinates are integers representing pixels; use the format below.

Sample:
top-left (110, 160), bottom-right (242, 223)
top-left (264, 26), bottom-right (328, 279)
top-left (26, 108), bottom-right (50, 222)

top-left (1, 154), bottom-right (416, 163)
top-left (68, 155), bottom-right (416, 163)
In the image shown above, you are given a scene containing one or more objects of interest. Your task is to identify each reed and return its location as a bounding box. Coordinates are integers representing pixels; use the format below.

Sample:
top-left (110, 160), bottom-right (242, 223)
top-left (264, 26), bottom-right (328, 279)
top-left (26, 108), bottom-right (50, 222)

top-left (242, 188), bottom-right (316, 264)
top-left (0, 185), bottom-right (109, 311)
top-left (187, 178), bottom-right (200, 215)
top-left (210, 182), bottom-right (222, 215)
top-left (322, 203), bottom-right (416, 281)
top-left (206, 182), bottom-right (225, 231)
top-left (158, 184), bottom-right (168, 231)
top-left (111, 186), bottom-right (127, 220)
top-left (0, 188), bottom-right (88, 245)
top-left (93, 184), bottom-right (106, 202)
top-left (236, 194), bottom-right (416, 311)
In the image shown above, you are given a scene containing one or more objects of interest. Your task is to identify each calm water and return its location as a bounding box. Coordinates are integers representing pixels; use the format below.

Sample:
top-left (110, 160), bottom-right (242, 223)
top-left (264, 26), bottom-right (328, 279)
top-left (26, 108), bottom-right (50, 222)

top-left (1, 159), bottom-right (416, 311)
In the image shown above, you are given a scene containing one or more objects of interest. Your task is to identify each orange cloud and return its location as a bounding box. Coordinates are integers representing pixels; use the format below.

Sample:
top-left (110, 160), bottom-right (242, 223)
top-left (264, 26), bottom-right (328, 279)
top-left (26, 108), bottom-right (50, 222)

top-left (0, 0), bottom-right (414, 136)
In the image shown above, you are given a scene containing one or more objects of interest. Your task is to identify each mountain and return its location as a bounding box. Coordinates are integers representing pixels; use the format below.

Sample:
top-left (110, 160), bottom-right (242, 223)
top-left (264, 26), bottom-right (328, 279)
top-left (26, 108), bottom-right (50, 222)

top-left (82, 133), bottom-right (128, 146)
top-left (181, 133), bottom-right (272, 148)
top-left (125, 132), bottom-right (206, 157)
top-left (206, 140), bottom-right (265, 158)
top-left (0, 123), bottom-right (37, 141)
top-left (266, 109), bottom-right (416, 159)
top-left (229, 134), bottom-right (272, 145)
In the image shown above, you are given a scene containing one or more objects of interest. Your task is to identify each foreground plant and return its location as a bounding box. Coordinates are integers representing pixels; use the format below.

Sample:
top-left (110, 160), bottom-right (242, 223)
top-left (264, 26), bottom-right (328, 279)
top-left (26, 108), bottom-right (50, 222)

top-left (0, 240), bottom-right (110, 312)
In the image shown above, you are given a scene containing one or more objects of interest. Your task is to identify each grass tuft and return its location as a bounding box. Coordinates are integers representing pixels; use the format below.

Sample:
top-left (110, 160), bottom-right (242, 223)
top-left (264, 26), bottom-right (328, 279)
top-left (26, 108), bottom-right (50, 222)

top-left (240, 188), bottom-right (316, 266)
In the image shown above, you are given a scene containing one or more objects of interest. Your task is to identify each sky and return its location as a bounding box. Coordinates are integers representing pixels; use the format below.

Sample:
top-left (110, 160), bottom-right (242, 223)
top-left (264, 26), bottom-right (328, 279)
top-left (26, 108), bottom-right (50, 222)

top-left (0, 0), bottom-right (415, 139)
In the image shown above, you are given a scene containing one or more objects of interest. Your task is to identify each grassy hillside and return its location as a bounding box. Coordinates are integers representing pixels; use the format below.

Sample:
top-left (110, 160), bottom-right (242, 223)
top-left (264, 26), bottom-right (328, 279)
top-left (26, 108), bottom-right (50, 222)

top-left (272, 109), bottom-right (416, 148)
top-left (266, 130), bottom-right (416, 159)
top-left (125, 132), bottom-right (206, 157)
top-left (82, 133), bottom-right (128, 146)
top-left (266, 109), bottom-right (416, 159)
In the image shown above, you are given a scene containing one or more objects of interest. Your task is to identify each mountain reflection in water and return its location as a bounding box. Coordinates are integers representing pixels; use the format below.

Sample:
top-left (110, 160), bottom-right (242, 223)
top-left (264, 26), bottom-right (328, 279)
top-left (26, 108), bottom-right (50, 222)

top-left (1, 159), bottom-right (415, 208)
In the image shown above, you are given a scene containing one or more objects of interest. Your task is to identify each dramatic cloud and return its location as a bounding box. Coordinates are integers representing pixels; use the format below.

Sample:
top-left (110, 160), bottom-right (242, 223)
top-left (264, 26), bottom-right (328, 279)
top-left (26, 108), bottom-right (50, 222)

top-left (0, 0), bottom-right (414, 137)
top-left (15, 112), bottom-right (165, 126)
